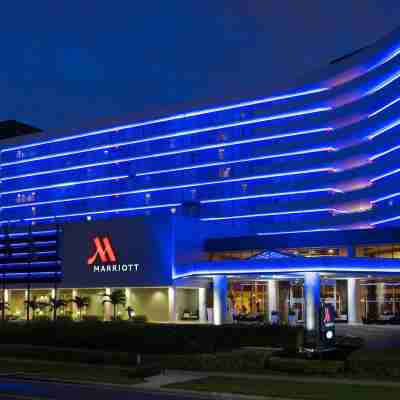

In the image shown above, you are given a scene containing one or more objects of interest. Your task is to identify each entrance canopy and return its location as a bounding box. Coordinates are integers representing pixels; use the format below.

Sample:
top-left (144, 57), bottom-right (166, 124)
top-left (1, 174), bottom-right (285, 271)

top-left (173, 256), bottom-right (400, 280)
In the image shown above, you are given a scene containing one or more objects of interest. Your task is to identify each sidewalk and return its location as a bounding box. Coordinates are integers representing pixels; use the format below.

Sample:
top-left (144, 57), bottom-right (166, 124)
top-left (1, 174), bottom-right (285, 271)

top-left (135, 369), bottom-right (400, 390)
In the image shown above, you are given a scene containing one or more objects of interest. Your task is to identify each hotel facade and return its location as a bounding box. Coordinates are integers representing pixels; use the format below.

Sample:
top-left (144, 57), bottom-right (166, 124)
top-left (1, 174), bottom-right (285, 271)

top-left (2, 28), bottom-right (400, 328)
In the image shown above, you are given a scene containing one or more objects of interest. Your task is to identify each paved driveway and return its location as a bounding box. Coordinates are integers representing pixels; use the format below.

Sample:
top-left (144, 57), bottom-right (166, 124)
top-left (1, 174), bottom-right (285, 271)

top-left (336, 324), bottom-right (400, 348)
top-left (0, 378), bottom-right (204, 400)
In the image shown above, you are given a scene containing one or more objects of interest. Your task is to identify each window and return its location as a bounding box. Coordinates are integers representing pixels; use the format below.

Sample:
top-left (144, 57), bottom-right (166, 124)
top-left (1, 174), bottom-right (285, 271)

top-left (219, 167), bottom-right (231, 178)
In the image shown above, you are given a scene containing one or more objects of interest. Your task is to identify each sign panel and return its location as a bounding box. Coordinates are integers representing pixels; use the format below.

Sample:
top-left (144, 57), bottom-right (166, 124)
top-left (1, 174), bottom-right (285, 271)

top-left (60, 216), bottom-right (173, 288)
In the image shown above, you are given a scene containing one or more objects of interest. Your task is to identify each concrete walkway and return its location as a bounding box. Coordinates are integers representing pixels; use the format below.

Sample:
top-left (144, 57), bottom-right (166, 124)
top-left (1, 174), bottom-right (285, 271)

top-left (135, 370), bottom-right (205, 389)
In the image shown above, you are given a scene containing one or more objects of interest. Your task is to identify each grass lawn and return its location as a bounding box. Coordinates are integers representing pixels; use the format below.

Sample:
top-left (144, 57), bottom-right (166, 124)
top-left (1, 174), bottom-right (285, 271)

top-left (164, 376), bottom-right (398, 399)
top-left (0, 358), bottom-right (143, 385)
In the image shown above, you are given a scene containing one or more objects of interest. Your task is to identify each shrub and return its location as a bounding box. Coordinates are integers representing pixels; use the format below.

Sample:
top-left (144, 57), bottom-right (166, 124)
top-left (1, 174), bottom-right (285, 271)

top-left (157, 349), bottom-right (273, 372)
top-left (347, 348), bottom-right (400, 378)
top-left (82, 315), bottom-right (102, 322)
top-left (56, 315), bottom-right (73, 322)
top-left (131, 315), bottom-right (148, 323)
top-left (0, 322), bottom-right (303, 354)
top-left (34, 315), bottom-right (51, 322)
top-left (268, 356), bottom-right (345, 375)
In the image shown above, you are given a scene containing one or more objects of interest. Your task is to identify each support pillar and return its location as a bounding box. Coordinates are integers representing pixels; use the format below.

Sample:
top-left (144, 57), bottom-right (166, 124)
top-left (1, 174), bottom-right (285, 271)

top-left (268, 280), bottom-right (279, 322)
top-left (213, 275), bottom-right (228, 325)
top-left (198, 287), bottom-right (207, 323)
top-left (71, 289), bottom-right (78, 319)
top-left (347, 278), bottom-right (360, 324)
top-left (168, 287), bottom-right (177, 322)
top-left (304, 272), bottom-right (321, 337)
top-left (4, 289), bottom-right (9, 320)
top-left (104, 288), bottom-right (112, 321)
top-left (377, 283), bottom-right (385, 316)
top-left (347, 246), bottom-right (356, 257)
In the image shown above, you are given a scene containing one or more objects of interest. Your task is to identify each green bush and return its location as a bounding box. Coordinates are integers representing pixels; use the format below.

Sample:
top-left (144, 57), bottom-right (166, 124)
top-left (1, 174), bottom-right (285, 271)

top-left (131, 315), bottom-right (148, 323)
top-left (157, 349), bottom-right (273, 372)
top-left (34, 315), bottom-right (51, 322)
top-left (268, 356), bottom-right (345, 375)
top-left (0, 322), bottom-right (303, 354)
top-left (56, 315), bottom-right (73, 322)
top-left (347, 348), bottom-right (400, 378)
top-left (82, 315), bottom-right (102, 322)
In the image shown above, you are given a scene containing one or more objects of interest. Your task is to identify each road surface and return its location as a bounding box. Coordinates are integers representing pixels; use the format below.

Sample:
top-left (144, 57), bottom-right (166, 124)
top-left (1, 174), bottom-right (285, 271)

top-left (0, 378), bottom-right (198, 400)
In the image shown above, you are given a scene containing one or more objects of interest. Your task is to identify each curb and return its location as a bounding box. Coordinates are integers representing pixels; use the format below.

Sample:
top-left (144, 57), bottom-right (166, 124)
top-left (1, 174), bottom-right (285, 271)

top-left (0, 374), bottom-right (290, 400)
top-left (161, 387), bottom-right (293, 400)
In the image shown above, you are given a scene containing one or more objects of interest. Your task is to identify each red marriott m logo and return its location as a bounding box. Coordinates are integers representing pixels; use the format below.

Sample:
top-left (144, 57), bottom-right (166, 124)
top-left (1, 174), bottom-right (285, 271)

top-left (87, 236), bottom-right (117, 265)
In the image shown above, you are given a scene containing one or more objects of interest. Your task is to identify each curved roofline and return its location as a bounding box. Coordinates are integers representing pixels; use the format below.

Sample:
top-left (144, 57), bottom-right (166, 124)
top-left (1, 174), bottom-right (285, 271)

top-left (173, 256), bottom-right (400, 279)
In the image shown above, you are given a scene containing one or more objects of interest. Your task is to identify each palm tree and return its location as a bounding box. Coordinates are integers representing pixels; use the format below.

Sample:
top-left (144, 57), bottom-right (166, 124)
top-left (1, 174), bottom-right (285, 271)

top-left (0, 301), bottom-right (9, 322)
top-left (48, 298), bottom-right (67, 320)
top-left (24, 297), bottom-right (49, 320)
top-left (70, 296), bottom-right (90, 320)
top-left (102, 289), bottom-right (126, 320)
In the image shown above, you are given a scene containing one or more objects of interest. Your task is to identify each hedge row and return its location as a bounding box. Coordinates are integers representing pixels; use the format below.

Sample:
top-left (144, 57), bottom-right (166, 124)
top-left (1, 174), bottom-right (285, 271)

top-left (348, 348), bottom-right (400, 378)
top-left (0, 321), bottom-right (303, 354)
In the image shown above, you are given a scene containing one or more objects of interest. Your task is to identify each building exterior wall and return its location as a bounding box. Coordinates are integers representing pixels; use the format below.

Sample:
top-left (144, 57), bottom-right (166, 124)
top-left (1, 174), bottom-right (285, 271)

top-left (1, 28), bottom-right (400, 239)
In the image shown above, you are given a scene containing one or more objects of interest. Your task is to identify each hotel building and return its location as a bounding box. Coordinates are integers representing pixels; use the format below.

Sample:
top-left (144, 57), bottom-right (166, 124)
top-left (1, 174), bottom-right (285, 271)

top-left (2, 28), bottom-right (400, 329)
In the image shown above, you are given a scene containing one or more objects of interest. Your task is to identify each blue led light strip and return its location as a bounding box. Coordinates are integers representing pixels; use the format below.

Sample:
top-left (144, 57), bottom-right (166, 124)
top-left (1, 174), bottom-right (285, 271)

top-left (257, 228), bottom-right (340, 236)
top-left (1, 107), bottom-right (331, 167)
top-left (23, 203), bottom-right (181, 222)
top-left (372, 192), bottom-right (400, 204)
top-left (1, 168), bottom-right (335, 210)
top-left (367, 70), bottom-right (400, 95)
top-left (372, 215), bottom-right (400, 225)
top-left (367, 118), bottom-right (400, 140)
top-left (0, 220), bottom-right (21, 225)
top-left (370, 168), bottom-right (400, 183)
top-left (376, 46), bottom-right (400, 67)
top-left (0, 230), bottom-right (57, 238)
top-left (1, 88), bottom-right (328, 154)
top-left (201, 208), bottom-right (331, 221)
top-left (0, 175), bottom-right (128, 196)
top-left (0, 272), bottom-right (62, 277)
top-left (368, 96), bottom-right (400, 118)
top-left (369, 144), bottom-right (400, 160)
top-left (1, 128), bottom-right (332, 181)
top-left (136, 147), bottom-right (335, 177)
top-left (173, 265), bottom-right (400, 280)
top-left (200, 188), bottom-right (342, 204)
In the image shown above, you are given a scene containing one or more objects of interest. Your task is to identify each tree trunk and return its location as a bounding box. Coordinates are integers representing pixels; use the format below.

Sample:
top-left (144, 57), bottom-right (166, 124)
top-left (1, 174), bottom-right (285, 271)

top-left (26, 284), bottom-right (31, 322)
top-left (2, 279), bottom-right (5, 322)
top-left (53, 285), bottom-right (57, 322)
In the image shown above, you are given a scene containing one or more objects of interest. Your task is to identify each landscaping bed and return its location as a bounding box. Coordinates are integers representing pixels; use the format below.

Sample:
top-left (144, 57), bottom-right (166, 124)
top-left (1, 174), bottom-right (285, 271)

top-left (348, 348), bottom-right (400, 378)
top-left (0, 357), bottom-right (159, 384)
top-left (0, 321), bottom-right (303, 353)
top-left (164, 376), bottom-right (397, 399)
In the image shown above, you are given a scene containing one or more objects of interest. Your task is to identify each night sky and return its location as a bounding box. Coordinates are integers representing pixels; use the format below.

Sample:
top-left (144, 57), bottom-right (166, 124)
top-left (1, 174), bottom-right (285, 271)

top-left (2, 1), bottom-right (400, 132)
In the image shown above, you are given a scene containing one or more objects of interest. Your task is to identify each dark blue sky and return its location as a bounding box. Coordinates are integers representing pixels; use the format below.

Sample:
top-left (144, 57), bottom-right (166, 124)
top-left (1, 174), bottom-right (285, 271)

top-left (2, 1), bottom-right (400, 132)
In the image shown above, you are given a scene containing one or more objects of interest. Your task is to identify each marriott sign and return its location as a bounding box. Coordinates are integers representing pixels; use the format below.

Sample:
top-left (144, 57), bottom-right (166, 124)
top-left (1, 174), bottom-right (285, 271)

top-left (87, 236), bottom-right (140, 273)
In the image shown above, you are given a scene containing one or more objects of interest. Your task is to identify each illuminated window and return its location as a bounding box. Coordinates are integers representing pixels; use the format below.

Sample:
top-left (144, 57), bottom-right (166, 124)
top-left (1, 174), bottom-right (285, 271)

top-left (219, 167), bottom-right (231, 178)
top-left (218, 132), bottom-right (226, 142)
